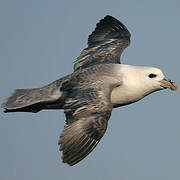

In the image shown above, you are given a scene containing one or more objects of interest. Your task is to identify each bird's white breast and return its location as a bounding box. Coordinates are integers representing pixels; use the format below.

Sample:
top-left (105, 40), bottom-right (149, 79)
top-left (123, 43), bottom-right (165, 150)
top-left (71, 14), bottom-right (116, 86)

top-left (110, 84), bottom-right (144, 107)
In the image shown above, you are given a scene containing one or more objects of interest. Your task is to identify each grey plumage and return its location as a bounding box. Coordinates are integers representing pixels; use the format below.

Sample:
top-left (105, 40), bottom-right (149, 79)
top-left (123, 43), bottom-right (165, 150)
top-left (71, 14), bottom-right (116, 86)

top-left (2, 77), bottom-right (65, 112)
top-left (2, 15), bottom-right (177, 166)
top-left (59, 65), bottom-right (120, 165)
top-left (74, 15), bottom-right (130, 71)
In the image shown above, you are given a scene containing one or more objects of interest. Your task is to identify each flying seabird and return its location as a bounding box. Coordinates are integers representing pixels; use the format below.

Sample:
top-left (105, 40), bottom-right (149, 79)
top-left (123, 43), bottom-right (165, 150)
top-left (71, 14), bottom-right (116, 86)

top-left (2, 15), bottom-right (178, 166)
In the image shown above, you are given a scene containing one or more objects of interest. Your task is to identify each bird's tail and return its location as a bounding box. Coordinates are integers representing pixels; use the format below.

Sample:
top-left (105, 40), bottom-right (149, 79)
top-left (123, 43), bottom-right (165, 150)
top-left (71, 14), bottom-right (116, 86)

top-left (2, 85), bottom-right (62, 113)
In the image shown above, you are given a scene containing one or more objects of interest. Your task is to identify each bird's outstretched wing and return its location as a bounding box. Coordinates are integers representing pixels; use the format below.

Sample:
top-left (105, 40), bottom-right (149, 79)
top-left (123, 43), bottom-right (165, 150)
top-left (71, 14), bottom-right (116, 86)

top-left (58, 66), bottom-right (119, 166)
top-left (74, 15), bottom-right (131, 71)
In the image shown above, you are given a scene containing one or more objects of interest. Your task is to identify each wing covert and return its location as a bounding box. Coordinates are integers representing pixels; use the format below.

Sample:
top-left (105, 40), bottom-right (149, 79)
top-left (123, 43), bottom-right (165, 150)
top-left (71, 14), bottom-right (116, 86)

top-left (58, 68), bottom-right (116, 165)
top-left (74, 15), bottom-right (131, 71)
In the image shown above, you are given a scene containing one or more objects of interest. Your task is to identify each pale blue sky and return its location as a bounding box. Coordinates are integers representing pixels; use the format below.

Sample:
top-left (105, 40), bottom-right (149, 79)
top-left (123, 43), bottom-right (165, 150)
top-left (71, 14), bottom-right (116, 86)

top-left (0, 1), bottom-right (180, 180)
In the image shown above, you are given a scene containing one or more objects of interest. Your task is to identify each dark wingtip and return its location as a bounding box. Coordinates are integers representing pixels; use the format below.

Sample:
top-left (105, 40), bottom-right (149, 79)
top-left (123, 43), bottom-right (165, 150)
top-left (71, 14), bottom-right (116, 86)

top-left (88, 15), bottom-right (131, 46)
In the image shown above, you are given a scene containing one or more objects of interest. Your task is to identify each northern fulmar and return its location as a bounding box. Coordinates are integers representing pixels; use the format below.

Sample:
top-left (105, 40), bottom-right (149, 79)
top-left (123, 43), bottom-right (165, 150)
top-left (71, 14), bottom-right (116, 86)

top-left (2, 15), bottom-right (178, 166)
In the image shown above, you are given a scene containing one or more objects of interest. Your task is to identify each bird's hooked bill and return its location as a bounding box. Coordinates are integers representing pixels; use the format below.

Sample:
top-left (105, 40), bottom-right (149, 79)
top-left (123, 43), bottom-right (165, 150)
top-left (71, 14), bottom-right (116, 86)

top-left (160, 78), bottom-right (178, 91)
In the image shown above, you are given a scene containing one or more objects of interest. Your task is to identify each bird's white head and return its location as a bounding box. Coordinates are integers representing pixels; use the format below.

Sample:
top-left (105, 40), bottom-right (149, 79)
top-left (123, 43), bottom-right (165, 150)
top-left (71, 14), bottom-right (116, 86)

top-left (123, 65), bottom-right (177, 96)
top-left (111, 64), bottom-right (177, 107)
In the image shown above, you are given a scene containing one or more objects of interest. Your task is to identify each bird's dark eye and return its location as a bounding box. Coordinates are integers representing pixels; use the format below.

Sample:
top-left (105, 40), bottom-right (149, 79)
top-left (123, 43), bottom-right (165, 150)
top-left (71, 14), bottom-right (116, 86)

top-left (149, 73), bottom-right (157, 78)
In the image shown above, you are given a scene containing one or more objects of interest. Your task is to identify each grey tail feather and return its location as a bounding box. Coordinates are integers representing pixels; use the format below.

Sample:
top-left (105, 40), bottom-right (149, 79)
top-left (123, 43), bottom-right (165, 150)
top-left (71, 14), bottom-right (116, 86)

top-left (2, 89), bottom-right (44, 113)
top-left (2, 87), bottom-right (62, 113)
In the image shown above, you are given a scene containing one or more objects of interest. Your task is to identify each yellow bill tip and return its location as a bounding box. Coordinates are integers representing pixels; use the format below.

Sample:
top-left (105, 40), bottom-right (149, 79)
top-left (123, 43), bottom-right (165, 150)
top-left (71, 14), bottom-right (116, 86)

top-left (170, 82), bottom-right (178, 91)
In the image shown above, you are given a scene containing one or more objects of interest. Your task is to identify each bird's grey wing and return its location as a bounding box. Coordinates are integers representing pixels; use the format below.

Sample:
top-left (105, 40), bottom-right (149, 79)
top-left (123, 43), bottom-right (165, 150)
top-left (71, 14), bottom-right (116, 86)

top-left (74, 15), bottom-right (131, 71)
top-left (58, 68), bottom-right (117, 166)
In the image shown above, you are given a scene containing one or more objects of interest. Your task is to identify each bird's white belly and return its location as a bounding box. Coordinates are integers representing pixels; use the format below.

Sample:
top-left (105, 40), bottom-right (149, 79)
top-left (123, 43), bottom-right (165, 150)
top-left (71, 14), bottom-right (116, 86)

top-left (110, 85), bottom-right (144, 107)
